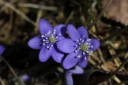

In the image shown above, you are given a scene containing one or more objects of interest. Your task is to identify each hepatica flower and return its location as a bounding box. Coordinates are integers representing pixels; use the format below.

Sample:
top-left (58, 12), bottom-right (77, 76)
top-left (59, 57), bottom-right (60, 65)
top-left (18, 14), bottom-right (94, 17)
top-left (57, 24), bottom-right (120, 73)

top-left (65, 66), bottom-right (84, 85)
top-left (57, 24), bottom-right (100, 69)
top-left (28, 19), bottom-right (66, 63)
top-left (21, 74), bottom-right (30, 81)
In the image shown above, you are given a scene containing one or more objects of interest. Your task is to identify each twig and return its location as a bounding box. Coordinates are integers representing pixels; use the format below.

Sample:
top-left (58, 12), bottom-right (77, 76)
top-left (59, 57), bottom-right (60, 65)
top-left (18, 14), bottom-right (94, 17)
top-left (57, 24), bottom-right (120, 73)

top-left (88, 0), bottom-right (113, 30)
top-left (0, 0), bottom-right (17, 12)
top-left (65, 11), bottom-right (74, 25)
top-left (0, 0), bottom-right (35, 26)
top-left (0, 77), bottom-right (5, 85)
top-left (0, 56), bottom-right (25, 85)
top-left (70, 0), bottom-right (87, 26)
top-left (101, 26), bottom-right (128, 43)
top-left (97, 53), bottom-right (128, 85)
top-left (34, 9), bottom-right (42, 33)
top-left (18, 3), bottom-right (58, 11)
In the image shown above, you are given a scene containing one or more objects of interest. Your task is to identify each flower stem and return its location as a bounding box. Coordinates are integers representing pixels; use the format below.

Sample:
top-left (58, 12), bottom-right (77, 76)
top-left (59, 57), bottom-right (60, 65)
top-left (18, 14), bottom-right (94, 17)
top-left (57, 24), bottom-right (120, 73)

top-left (0, 56), bottom-right (25, 85)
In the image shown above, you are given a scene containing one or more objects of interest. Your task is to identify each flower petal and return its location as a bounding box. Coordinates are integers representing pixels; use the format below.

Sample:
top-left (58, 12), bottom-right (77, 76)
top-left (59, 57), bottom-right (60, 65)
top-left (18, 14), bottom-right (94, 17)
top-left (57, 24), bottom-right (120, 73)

top-left (90, 39), bottom-right (100, 51)
top-left (65, 72), bottom-right (73, 85)
top-left (0, 45), bottom-right (5, 55)
top-left (28, 36), bottom-right (42, 49)
top-left (69, 66), bottom-right (84, 74)
top-left (39, 47), bottom-right (52, 62)
top-left (63, 52), bottom-right (80, 69)
top-left (53, 24), bottom-right (66, 36)
top-left (52, 47), bottom-right (64, 63)
top-left (77, 26), bottom-right (88, 39)
top-left (22, 74), bottom-right (30, 81)
top-left (57, 39), bottom-right (76, 53)
top-left (38, 19), bottom-right (52, 35)
top-left (78, 56), bottom-right (88, 68)
top-left (67, 24), bottom-right (80, 41)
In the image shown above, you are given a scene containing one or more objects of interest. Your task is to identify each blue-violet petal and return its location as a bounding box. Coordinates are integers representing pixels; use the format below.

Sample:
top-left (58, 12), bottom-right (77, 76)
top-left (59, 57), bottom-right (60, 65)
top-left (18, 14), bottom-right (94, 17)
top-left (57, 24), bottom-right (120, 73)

top-left (65, 72), bottom-right (73, 85)
top-left (39, 47), bottom-right (52, 62)
top-left (63, 52), bottom-right (80, 69)
top-left (90, 39), bottom-right (100, 51)
top-left (69, 66), bottom-right (84, 74)
top-left (78, 56), bottom-right (88, 68)
top-left (57, 39), bottom-right (76, 53)
top-left (67, 24), bottom-right (80, 41)
top-left (38, 19), bottom-right (52, 35)
top-left (53, 24), bottom-right (66, 36)
top-left (77, 26), bottom-right (88, 39)
top-left (28, 36), bottom-right (42, 49)
top-left (52, 47), bottom-right (64, 63)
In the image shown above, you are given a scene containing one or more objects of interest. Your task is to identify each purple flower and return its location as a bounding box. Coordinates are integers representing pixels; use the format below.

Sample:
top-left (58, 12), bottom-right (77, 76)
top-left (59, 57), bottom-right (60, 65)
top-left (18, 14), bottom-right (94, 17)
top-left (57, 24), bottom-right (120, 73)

top-left (21, 74), bottom-right (30, 81)
top-left (57, 24), bottom-right (100, 69)
top-left (0, 45), bottom-right (5, 55)
top-left (65, 66), bottom-right (84, 85)
top-left (28, 19), bottom-right (66, 63)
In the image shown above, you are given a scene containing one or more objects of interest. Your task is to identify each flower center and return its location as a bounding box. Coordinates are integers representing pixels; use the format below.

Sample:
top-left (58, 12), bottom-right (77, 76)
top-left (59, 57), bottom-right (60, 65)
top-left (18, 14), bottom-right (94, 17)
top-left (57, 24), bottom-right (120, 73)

top-left (40, 30), bottom-right (63, 50)
top-left (80, 45), bottom-right (88, 51)
top-left (49, 36), bottom-right (55, 42)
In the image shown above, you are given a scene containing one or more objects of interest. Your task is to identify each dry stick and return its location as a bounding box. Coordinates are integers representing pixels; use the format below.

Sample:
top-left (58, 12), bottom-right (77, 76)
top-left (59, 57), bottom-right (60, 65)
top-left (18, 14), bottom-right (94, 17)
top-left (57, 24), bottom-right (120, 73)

top-left (34, 9), bottom-right (42, 33)
top-left (0, 77), bottom-right (5, 85)
top-left (0, 56), bottom-right (25, 85)
top-left (88, 0), bottom-right (113, 30)
top-left (101, 26), bottom-right (128, 43)
top-left (0, 0), bottom-right (35, 26)
top-left (65, 11), bottom-right (74, 25)
top-left (0, 0), bottom-right (17, 12)
top-left (70, 0), bottom-right (87, 26)
top-left (92, 54), bottom-right (121, 69)
top-left (18, 3), bottom-right (58, 11)
top-left (97, 53), bottom-right (128, 85)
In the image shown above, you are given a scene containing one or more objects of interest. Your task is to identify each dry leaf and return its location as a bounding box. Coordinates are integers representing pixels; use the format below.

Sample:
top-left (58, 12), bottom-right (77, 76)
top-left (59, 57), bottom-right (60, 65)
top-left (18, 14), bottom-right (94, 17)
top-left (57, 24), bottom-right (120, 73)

top-left (103, 0), bottom-right (128, 26)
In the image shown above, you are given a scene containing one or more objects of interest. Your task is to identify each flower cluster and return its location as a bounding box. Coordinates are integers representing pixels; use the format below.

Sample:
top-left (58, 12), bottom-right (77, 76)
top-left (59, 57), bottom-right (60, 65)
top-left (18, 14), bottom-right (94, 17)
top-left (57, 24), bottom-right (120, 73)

top-left (28, 18), bottom-right (100, 69)
top-left (28, 18), bottom-right (100, 85)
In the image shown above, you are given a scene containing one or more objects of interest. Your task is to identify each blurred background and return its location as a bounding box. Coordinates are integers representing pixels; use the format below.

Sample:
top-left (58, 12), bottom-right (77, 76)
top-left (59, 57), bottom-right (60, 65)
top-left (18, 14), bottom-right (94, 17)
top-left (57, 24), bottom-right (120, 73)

top-left (0, 0), bottom-right (128, 85)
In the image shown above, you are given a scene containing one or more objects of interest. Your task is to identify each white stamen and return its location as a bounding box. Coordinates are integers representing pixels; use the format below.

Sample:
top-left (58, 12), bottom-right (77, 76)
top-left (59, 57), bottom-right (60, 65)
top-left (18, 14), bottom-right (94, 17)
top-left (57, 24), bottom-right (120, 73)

top-left (76, 39), bottom-right (79, 42)
top-left (86, 51), bottom-right (89, 53)
top-left (55, 36), bottom-right (58, 39)
top-left (74, 45), bottom-right (78, 47)
top-left (77, 55), bottom-right (81, 58)
top-left (41, 35), bottom-right (44, 37)
top-left (87, 39), bottom-right (91, 41)
top-left (43, 39), bottom-right (46, 41)
top-left (82, 40), bottom-right (84, 43)
top-left (78, 43), bottom-right (81, 45)
top-left (85, 42), bottom-right (88, 45)
top-left (46, 46), bottom-right (50, 49)
top-left (83, 52), bottom-right (85, 55)
top-left (47, 31), bottom-right (51, 35)
top-left (90, 46), bottom-right (93, 48)
top-left (43, 43), bottom-right (45, 46)
top-left (84, 57), bottom-right (87, 60)
top-left (74, 50), bottom-right (78, 53)
top-left (51, 45), bottom-right (53, 47)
